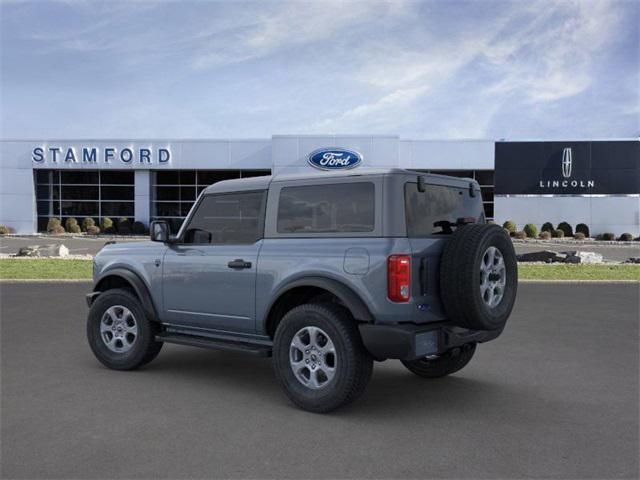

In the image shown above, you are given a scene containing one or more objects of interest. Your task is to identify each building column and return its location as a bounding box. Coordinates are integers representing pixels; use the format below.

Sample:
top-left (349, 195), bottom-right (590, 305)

top-left (134, 170), bottom-right (151, 227)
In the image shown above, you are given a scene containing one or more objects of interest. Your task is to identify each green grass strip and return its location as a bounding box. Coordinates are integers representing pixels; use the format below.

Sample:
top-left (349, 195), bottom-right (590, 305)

top-left (0, 259), bottom-right (638, 281)
top-left (0, 259), bottom-right (92, 279)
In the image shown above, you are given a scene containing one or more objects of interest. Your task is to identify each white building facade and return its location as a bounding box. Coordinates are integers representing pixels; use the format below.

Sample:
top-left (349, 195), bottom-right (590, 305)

top-left (0, 135), bottom-right (637, 235)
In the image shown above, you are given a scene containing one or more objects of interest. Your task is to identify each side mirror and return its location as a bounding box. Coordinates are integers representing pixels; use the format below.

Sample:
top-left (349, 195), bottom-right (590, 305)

top-left (150, 220), bottom-right (170, 243)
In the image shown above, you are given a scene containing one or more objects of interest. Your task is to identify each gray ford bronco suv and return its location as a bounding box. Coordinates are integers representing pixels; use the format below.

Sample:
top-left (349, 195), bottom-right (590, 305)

top-left (87, 169), bottom-right (517, 412)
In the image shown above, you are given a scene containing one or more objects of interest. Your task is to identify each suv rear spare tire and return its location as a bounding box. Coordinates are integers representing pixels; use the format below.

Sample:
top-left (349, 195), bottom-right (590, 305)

top-left (440, 224), bottom-right (517, 331)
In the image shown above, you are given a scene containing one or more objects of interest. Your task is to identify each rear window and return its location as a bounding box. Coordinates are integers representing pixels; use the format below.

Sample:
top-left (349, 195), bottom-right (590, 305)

top-left (405, 182), bottom-right (480, 236)
top-left (277, 182), bottom-right (375, 234)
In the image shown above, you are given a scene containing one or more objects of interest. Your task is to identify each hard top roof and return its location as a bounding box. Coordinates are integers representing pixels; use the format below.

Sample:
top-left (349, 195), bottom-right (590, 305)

top-left (202, 168), bottom-right (474, 194)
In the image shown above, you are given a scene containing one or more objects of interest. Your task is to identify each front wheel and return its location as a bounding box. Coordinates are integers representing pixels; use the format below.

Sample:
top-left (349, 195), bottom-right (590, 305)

top-left (273, 303), bottom-right (373, 413)
top-left (401, 344), bottom-right (476, 378)
top-left (87, 288), bottom-right (163, 370)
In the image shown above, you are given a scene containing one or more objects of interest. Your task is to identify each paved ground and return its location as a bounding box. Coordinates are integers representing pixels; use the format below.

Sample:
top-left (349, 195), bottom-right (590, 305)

top-left (1, 282), bottom-right (638, 479)
top-left (1, 235), bottom-right (639, 261)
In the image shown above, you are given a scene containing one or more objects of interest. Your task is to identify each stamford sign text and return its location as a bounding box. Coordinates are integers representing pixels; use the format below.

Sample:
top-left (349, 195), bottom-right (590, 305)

top-left (32, 146), bottom-right (171, 164)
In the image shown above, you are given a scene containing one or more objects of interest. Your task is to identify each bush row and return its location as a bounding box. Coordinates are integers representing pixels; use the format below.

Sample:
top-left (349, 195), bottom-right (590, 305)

top-left (45, 217), bottom-right (148, 235)
top-left (501, 221), bottom-right (637, 241)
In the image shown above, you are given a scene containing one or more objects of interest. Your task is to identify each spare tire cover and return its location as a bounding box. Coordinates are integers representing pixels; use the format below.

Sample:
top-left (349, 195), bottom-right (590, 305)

top-left (439, 224), bottom-right (517, 331)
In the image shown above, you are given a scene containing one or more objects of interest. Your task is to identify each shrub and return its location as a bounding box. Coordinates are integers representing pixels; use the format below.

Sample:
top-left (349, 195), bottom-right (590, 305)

top-left (132, 221), bottom-right (146, 235)
top-left (523, 223), bottom-right (538, 238)
top-left (82, 217), bottom-right (96, 232)
top-left (557, 221), bottom-right (573, 237)
top-left (50, 225), bottom-right (66, 235)
top-left (541, 222), bottom-right (554, 233)
top-left (552, 229), bottom-right (565, 238)
top-left (116, 217), bottom-right (131, 235)
top-left (101, 217), bottom-right (114, 233)
top-left (598, 232), bottom-right (615, 241)
top-left (573, 232), bottom-right (586, 240)
top-left (0, 224), bottom-right (13, 234)
top-left (514, 231), bottom-right (527, 240)
top-left (502, 220), bottom-right (517, 235)
top-left (486, 220), bottom-right (496, 225)
top-left (539, 231), bottom-right (551, 240)
top-left (618, 233), bottom-right (633, 242)
top-left (65, 217), bottom-right (81, 234)
top-left (575, 223), bottom-right (590, 238)
top-left (86, 225), bottom-right (101, 235)
top-left (46, 218), bottom-right (62, 233)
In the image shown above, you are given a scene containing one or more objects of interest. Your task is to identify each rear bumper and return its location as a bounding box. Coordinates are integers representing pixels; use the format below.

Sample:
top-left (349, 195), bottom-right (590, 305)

top-left (359, 322), bottom-right (503, 361)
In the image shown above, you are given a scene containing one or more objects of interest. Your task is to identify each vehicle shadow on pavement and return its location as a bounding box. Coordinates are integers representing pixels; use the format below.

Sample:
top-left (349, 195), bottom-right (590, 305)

top-left (106, 344), bottom-right (524, 416)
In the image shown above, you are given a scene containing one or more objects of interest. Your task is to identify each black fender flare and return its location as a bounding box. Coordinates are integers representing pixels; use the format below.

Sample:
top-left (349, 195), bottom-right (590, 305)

top-left (92, 268), bottom-right (158, 321)
top-left (265, 276), bottom-right (373, 325)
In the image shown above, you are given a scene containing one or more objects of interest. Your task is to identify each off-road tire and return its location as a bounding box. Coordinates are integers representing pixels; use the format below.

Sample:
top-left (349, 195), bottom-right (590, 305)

top-left (440, 224), bottom-right (517, 330)
top-left (87, 288), bottom-right (163, 370)
top-left (273, 303), bottom-right (373, 413)
top-left (401, 344), bottom-right (476, 378)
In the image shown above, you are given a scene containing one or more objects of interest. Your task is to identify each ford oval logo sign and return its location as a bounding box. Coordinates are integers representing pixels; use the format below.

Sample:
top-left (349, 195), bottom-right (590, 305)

top-left (307, 148), bottom-right (363, 170)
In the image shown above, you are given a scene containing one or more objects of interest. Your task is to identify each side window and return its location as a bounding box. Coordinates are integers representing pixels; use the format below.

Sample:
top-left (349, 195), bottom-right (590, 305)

top-left (277, 182), bottom-right (374, 234)
top-left (183, 191), bottom-right (266, 244)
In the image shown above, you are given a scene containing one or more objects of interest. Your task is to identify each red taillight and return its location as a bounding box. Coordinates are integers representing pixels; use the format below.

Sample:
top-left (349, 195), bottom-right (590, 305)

top-left (388, 255), bottom-right (411, 302)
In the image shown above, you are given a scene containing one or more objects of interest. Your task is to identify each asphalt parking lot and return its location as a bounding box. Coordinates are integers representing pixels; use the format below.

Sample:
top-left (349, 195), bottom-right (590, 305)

top-left (1, 236), bottom-right (639, 261)
top-left (1, 282), bottom-right (638, 479)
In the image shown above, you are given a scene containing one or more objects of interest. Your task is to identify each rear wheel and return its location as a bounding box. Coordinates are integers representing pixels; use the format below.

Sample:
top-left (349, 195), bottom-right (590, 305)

top-left (401, 344), bottom-right (476, 378)
top-left (273, 303), bottom-right (373, 413)
top-left (87, 288), bottom-right (163, 370)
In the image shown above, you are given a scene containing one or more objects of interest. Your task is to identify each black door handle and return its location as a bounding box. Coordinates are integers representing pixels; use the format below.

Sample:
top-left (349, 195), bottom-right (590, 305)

top-left (227, 259), bottom-right (252, 269)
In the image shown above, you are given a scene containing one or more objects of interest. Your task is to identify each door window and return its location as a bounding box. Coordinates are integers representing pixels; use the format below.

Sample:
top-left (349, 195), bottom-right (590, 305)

top-left (183, 191), bottom-right (266, 244)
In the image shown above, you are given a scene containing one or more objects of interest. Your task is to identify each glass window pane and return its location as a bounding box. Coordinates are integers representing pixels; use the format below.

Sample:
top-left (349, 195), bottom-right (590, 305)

top-left (181, 202), bottom-right (195, 216)
top-left (405, 183), bottom-right (483, 236)
top-left (61, 201), bottom-right (99, 216)
top-left (180, 171), bottom-right (196, 184)
top-left (35, 170), bottom-right (51, 183)
top-left (197, 186), bottom-right (207, 196)
top-left (155, 171), bottom-right (180, 185)
top-left (37, 217), bottom-right (50, 232)
top-left (480, 187), bottom-right (494, 202)
top-left (154, 202), bottom-right (181, 217)
top-left (277, 183), bottom-right (374, 234)
top-left (101, 202), bottom-right (134, 217)
top-left (483, 202), bottom-right (494, 218)
top-left (432, 170), bottom-right (470, 178)
top-left (155, 187), bottom-right (180, 201)
top-left (61, 186), bottom-right (99, 200)
top-left (101, 171), bottom-right (134, 185)
top-left (474, 170), bottom-right (494, 185)
top-left (184, 191), bottom-right (265, 244)
top-left (36, 185), bottom-right (50, 199)
top-left (180, 186), bottom-right (196, 201)
top-left (241, 170), bottom-right (271, 178)
top-left (37, 201), bottom-right (50, 215)
top-left (197, 170), bottom-right (239, 186)
top-left (60, 171), bottom-right (99, 184)
top-left (101, 186), bottom-right (134, 200)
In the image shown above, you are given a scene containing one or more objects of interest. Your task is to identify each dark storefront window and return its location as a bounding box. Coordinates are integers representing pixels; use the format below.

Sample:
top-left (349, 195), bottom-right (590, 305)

top-left (415, 170), bottom-right (495, 220)
top-left (151, 169), bottom-right (271, 232)
top-left (35, 170), bottom-right (134, 231)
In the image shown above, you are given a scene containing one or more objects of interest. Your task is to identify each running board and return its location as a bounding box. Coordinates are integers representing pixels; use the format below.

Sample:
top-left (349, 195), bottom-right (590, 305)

top-left (156, 333), bottom-right (272, 357)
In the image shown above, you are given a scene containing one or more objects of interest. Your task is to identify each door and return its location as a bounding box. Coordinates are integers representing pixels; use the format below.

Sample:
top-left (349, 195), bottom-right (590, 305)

top-left (162, 190), bottom-right (266, 333)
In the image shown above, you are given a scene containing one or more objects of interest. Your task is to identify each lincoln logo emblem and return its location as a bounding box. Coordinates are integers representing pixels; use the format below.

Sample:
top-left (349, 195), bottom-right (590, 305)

top-left (561, 147), bottom-right (572, 178)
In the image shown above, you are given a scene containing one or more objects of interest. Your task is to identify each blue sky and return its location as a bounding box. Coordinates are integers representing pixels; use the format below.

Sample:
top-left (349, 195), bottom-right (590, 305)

top-left (1, 0), bottom-right (638, 140)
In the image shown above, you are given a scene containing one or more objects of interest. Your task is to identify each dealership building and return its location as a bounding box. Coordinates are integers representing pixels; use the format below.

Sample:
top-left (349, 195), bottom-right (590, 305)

top-left (0, 136), bottom-right (638, 235)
